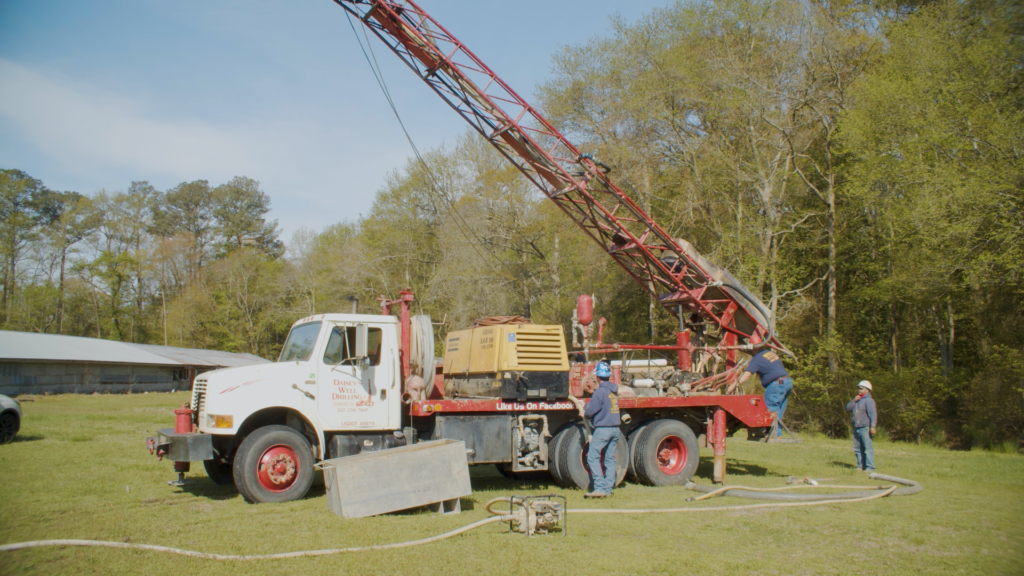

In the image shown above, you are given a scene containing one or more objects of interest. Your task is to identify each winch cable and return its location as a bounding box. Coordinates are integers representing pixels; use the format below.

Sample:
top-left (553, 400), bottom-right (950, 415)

top-left (0, 474), bottom-right (919, 561)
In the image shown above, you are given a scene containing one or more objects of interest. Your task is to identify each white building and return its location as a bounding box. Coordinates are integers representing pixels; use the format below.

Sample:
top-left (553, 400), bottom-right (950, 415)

top-left (0, 330), bottom-right (270, 395)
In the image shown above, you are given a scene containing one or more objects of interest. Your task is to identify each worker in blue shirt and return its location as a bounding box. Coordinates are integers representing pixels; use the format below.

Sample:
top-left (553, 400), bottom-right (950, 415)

top-left (732, 341), bottom-right (792, 436)
top-left (845, 381), bottom-right (878, 472)
top-left (583, 361), bottom-right (620, 498)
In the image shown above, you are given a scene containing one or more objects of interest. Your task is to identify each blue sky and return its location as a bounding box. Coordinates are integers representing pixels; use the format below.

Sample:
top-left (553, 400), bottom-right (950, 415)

top-left (0, 0), bottom-right (669, 241)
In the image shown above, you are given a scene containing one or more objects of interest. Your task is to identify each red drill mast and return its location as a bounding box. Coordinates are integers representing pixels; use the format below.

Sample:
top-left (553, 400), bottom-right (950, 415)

top-left (333, 0), bottom-right (788, 369)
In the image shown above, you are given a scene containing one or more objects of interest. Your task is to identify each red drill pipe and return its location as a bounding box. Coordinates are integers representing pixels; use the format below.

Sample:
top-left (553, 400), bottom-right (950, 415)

top-left (712, 408), bottom-right (727, 483)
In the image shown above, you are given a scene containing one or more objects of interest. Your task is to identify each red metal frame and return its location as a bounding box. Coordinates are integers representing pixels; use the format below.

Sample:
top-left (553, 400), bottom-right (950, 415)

top-left (333, 0), bottom-right (783, 351)
top-left (409, 394), bottom-right (770, 428)
top-left (379, 290), bottom-right (415, 384)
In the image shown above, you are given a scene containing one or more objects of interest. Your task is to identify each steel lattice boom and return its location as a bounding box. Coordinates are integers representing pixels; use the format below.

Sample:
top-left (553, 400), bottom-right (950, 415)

top-left (334, 0), bottom-right (784, 351)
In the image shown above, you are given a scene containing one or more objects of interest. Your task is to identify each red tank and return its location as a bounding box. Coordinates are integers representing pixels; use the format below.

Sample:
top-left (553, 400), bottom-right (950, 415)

top-left (576, 294), bottom-right (594, 326)
top-left (173, 403), bottom-right (193, 474)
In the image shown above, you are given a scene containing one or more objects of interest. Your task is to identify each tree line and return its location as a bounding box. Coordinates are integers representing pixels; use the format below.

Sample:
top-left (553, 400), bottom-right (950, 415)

top-left (0, 172), bottom-right (284, 355)
top-left (1, 0), bottom-right (1020, 450)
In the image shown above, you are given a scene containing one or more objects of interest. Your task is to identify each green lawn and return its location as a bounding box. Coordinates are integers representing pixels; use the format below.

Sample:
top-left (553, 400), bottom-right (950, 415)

top-left (1, 393), bottom-right (1021, 575)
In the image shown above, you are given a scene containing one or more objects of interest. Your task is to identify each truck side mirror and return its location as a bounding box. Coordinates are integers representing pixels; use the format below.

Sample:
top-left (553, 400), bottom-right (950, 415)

top-left (355, 323), bottom-right (369, 359)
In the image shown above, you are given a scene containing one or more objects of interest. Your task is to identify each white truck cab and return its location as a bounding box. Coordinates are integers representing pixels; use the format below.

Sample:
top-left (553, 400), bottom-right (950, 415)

top-left (197, 314), bottom-right (402, 440)
top-left (155, 314), bottom-right (408, 503)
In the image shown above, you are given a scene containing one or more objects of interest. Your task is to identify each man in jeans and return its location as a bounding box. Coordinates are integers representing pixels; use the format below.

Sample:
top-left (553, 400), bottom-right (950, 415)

top-left (583, 361), bottom-right (620, 498)
top-left (845, 380), bottom-right (878, 472)
top-left (733, 339), bottom-right (793, 436)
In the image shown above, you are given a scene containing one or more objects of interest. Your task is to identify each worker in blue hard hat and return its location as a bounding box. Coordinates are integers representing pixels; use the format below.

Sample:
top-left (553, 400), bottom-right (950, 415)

top-left (583, 361), bottom-right (620, 498)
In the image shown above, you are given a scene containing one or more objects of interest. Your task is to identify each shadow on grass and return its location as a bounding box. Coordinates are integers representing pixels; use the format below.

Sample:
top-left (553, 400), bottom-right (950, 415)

top-left (11, 434), bottom-right (44, 443)
top-left (695, 456), bottom-right (780, 479)
top-left (470, 466), bottom-right (560, 493)
top-left (373, 497), bottom-right (478, 516)
top-left (178, 481), bottom-right (240, 500)
top-left (828, 460), bottom-right (857, 469)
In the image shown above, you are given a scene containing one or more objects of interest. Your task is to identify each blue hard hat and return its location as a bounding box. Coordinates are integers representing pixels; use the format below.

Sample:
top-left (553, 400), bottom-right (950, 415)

top-left (595, 361), bottom-right (612, 379)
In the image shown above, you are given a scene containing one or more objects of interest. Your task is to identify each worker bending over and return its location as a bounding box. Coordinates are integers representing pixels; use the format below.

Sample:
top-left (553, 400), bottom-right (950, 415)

top-left (583, 361), bottom-right (620, 498)
top-left (732, 338), bottom-right (792, 437)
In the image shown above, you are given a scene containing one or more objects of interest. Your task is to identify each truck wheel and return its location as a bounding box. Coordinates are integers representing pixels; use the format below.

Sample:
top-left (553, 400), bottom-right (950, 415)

top-left (633, 419), bottom-right (699, 486)
top-left (626, 421), bottom-right (654, 481)
top-left (547, 425), bottom-right (573, 488)
top-left (557, 423), bottom-right (628, 491)
top-left (232, 425), bottom-right (314, 503)
top-left (203, 458), bottom-right (233, 485)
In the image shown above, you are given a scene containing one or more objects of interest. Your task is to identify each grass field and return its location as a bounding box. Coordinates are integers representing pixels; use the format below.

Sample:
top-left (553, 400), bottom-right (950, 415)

top-left (0, 393), bottom-right (1022, 576)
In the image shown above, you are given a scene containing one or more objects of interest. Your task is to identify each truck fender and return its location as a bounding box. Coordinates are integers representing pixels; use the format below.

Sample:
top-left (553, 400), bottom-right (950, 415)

top-left (235, 407), bottom-right (325, 461)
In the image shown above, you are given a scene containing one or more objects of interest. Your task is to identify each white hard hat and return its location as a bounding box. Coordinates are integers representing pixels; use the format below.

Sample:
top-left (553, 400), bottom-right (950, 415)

top-left (857, 380), bottom-right (872, 390)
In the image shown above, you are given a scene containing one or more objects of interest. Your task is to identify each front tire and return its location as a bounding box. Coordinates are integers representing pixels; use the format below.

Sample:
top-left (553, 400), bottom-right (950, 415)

top-left (232, 425), bottom-right (314, 503)
top-left (633, 419), bottom-right (699, 486)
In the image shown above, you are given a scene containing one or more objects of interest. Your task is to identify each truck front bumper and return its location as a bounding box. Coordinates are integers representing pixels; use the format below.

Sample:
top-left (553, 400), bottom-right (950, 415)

top-left (146, 429), bottom-right (214, 462)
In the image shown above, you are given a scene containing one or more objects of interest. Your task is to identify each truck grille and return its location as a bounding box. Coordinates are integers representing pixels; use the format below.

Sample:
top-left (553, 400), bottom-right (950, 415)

top-left (192, 379), bottom-right (207, 422)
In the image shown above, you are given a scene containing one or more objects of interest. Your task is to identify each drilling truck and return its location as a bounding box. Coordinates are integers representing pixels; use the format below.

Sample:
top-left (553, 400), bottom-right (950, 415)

top-left (146, 0), bottom-right (790, 503)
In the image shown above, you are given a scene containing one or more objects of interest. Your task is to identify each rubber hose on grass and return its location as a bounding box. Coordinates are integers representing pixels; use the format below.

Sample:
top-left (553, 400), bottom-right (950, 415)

top-left (684, 473), bottom-right (921, 501)
top-left (0, 474), bottom-right (920, 561)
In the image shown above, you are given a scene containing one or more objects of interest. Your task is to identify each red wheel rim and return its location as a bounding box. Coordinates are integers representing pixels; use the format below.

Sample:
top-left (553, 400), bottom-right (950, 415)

top-left (656, 436), bottom-right (687, 475)
top-left (256, 444), bottom-right (300, 492)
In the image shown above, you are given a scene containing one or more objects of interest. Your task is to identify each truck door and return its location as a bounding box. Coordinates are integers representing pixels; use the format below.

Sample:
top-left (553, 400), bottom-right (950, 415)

top-left (317, 324), bottom-right (391, 430)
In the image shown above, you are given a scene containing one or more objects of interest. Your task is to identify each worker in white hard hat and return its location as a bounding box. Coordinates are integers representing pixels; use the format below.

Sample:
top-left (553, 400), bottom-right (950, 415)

top-left (845, 380), bottom-right (878, 472)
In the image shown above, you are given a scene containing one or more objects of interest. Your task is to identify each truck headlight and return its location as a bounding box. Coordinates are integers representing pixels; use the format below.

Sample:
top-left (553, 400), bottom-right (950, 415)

top-left (208, 414), bottom-right (234, 429)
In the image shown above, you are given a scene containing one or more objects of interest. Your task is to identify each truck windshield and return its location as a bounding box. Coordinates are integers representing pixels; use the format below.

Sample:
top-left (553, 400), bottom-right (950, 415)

top-left (278, 322), bottom-right (322, 362)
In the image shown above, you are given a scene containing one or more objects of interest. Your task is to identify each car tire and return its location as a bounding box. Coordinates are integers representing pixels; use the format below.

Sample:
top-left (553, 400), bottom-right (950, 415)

top-left (557, 423), bottom-right (627, 490)
top-left (0, 412), bottom-right (18, 444)
top-left (633, 419), bottom-right (699, 486)
top-left (232, 425), bottom-right (314, 503)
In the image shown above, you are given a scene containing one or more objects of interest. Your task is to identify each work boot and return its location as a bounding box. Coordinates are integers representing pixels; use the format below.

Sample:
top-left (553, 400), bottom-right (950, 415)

top-left (583, 491), bottom-right (609, 499)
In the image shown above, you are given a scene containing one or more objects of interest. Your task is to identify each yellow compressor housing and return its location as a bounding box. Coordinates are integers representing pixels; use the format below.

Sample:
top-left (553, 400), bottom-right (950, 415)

top-left (442, 324), bottom-right (569, 400)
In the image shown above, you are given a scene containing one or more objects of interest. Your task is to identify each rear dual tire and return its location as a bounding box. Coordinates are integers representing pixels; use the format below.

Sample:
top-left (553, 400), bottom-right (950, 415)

top-left (631, 419), bottom-right (699, 486)
top-left (550, 423), bottom-right (627, 490)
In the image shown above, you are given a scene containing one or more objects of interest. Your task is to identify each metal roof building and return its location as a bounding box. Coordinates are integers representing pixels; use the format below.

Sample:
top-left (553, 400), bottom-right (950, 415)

top-left (0, 331), bottom-right (270, 395)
